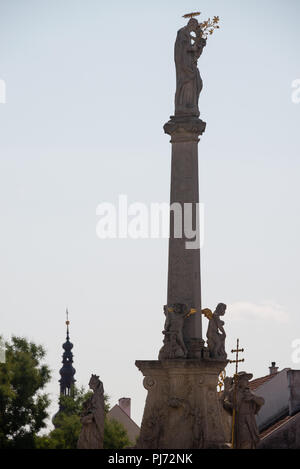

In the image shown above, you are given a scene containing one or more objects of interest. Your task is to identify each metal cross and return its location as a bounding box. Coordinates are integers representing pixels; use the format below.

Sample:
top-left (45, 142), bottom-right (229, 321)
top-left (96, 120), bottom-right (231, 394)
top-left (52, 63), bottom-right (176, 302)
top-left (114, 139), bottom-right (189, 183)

top-left (229, 339), bottom-right (245, 449)
top-left (229, 338), bottom-right (244, 375)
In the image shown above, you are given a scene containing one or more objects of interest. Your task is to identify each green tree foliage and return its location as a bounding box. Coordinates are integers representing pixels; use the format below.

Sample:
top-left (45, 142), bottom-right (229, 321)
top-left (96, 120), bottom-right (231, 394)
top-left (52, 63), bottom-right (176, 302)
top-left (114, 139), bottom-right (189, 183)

top-left (0, 336), bottom-right (51, 449)
top-left (103, 418), bottom-right (131, 449)
top-left (36, 387), bottom-right (131, 449)
top-left (0, 335), bottom-right (131, 449)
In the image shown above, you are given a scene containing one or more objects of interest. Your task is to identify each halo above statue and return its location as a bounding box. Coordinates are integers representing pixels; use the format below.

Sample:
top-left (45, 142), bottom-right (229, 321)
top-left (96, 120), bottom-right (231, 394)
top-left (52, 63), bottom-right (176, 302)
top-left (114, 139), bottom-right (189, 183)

top-left (182, 12), bottom-right (201, 19)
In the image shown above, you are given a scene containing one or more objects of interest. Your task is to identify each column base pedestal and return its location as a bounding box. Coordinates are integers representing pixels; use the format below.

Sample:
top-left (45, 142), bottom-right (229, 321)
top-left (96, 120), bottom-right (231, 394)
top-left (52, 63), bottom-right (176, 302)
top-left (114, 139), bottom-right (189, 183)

top-left (135, 359), bottom-right (229, 449)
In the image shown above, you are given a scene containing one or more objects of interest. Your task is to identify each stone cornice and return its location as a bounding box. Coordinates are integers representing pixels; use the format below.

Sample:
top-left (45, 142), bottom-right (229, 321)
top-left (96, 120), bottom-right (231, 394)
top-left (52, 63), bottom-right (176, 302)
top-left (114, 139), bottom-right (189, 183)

top-left (164, 116), bottom-right (206, 143)
top-left (136, 358), bottom-right (228, 373)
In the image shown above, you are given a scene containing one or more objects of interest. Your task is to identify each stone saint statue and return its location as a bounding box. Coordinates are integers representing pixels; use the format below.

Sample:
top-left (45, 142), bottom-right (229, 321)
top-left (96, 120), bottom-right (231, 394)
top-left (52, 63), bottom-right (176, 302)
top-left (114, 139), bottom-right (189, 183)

top-left (206, 303), bottom-right (227, 359)
top-left (159, 304), bottom-right (188, 360)
top-left (77, 374), bottom-right (105, 449)
top-left (223, 372), bottom-right (265, 449)
top-left (174, 18), bottom-right (206, 117)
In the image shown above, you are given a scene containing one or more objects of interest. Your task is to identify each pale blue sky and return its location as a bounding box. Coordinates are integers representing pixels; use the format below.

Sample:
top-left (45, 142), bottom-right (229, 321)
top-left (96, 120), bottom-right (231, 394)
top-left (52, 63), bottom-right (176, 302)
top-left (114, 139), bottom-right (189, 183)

top-left (0, 0), bottom-right (300, 427)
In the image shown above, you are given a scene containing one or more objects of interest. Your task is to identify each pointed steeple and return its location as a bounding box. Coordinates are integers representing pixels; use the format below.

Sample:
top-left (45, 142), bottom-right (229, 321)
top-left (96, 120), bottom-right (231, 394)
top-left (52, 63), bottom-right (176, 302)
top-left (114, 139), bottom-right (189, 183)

top-left (59, 308), bottom-right (76, 396)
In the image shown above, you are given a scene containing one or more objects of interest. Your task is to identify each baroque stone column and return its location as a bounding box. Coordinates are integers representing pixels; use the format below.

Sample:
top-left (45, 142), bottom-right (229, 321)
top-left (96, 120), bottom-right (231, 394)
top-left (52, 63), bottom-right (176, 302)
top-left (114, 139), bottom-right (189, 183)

top-left (135, 16), bottom-right (228, 449)
top-left (164, 116), bottom-right (206, 356)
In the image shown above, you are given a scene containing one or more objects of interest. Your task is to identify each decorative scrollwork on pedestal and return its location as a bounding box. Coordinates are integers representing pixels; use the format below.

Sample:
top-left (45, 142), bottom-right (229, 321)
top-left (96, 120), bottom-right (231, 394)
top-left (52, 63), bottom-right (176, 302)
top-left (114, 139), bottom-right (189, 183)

top-left (198, 376), bottom-right (205, 385)
top-left (143, 376), bottom-right (155, 391)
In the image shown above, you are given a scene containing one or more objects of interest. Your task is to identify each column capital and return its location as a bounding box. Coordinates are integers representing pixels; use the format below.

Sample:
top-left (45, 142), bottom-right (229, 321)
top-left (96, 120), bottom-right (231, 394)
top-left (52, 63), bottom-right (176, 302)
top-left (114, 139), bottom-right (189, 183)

top-left (164, 116), bottom-right (206, 143)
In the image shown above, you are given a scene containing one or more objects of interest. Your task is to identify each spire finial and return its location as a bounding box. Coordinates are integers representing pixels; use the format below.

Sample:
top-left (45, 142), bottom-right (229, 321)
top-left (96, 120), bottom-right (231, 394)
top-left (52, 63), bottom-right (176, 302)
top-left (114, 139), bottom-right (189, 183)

top-left (66, 307), bottom-right (70, 326)
top-left (59, 308), bottom-right (76, 398)
top-left (65, 307), bottom-right (70, 339)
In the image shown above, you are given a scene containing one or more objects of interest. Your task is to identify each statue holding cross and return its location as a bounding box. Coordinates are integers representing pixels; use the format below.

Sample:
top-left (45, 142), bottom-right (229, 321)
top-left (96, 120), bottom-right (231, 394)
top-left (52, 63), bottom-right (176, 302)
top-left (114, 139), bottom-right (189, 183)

top-left (223, 340), bottom-right (265, 449)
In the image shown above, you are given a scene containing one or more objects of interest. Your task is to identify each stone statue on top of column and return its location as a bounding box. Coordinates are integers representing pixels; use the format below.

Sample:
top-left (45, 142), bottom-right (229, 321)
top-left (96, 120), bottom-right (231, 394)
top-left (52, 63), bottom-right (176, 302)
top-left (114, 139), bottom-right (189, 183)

top-left (174, 13), bottom-right (220, 118)
top-left (174, 18), bottom-right (206, 117)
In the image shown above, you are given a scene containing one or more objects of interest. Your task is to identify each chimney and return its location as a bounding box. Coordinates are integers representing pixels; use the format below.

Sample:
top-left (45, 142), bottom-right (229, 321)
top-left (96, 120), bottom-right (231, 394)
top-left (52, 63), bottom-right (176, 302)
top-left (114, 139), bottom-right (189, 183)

top-left (269, 362), bottom-right (279, 375)
top-left (118, 397), bottom-right (131, 418)
top-left (288, 370), bottom-right (300, 416)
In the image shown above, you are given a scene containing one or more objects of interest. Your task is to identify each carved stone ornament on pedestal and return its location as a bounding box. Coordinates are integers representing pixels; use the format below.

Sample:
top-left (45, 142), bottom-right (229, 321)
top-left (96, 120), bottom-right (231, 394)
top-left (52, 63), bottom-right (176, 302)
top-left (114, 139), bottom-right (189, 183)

top-left (136, 360), bottom-right (229, 449)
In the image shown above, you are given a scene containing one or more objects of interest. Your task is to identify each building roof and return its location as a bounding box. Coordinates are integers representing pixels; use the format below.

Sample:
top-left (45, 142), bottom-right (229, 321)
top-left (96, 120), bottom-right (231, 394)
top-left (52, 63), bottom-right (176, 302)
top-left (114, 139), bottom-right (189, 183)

top-left (249, 372), bottom-right (278, 390)
top-left (260, 412), bottom-right (300, 439)
top-left (107, 404), bottom-right (140, 444)
top-left (108, 404), bottom-right (140, 431)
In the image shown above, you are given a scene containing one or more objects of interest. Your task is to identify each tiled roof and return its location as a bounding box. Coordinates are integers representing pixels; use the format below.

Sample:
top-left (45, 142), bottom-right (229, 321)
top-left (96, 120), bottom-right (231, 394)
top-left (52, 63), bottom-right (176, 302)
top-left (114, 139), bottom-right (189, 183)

top-left (249, 373), bottom-right (278, 390)
top-left (260, 413), bottom-right (299, 439)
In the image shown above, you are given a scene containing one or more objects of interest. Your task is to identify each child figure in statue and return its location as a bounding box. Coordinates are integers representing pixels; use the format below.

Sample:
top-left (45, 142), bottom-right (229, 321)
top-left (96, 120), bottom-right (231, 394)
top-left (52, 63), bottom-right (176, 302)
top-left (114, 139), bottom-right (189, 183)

top-left (206, 303), bottom-right (227, 359)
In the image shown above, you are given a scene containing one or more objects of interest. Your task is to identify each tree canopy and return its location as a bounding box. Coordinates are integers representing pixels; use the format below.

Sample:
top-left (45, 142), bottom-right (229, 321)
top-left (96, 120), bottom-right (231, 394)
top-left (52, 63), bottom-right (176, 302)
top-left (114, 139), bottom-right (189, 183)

top-left (0, 336), bottom-right (132, 449)
top-left (36, 387), bottom-right (131, 449)
top-left (0, 336), bottom-right (51, 449)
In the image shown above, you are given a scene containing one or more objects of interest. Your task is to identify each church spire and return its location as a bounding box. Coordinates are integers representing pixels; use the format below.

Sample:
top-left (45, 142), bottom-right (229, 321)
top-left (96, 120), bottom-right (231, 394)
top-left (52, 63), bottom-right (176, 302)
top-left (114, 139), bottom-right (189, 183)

top-left (59, 308), bottom-right (76, 397)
